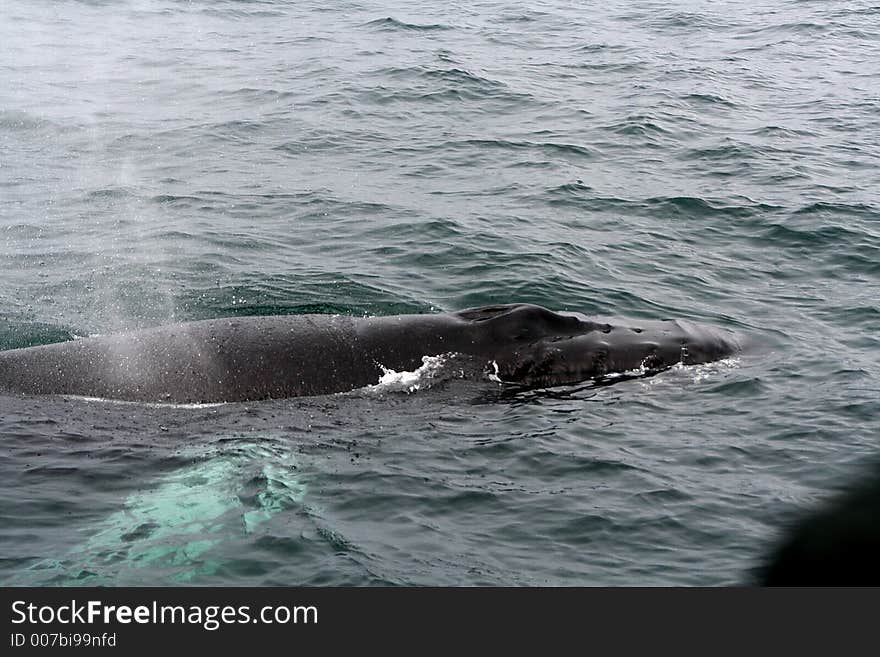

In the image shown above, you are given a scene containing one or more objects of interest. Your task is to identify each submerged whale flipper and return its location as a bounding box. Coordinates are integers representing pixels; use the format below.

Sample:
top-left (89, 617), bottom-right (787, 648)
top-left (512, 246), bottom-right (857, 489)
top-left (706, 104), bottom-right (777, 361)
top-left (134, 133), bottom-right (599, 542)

top-left (0, 304), bottom-right (738, 403)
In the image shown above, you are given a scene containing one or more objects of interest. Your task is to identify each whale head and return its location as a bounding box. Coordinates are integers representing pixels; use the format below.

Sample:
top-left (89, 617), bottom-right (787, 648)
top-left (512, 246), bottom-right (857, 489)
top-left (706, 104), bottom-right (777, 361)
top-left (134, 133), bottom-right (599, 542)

top-left (457, 304), bottom-right (738, 388)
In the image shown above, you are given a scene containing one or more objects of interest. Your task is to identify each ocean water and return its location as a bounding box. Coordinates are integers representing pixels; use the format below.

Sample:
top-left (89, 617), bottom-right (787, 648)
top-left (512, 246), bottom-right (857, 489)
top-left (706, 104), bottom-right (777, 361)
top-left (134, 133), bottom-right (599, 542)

top-left (1, 0), bottom-right (878, 585)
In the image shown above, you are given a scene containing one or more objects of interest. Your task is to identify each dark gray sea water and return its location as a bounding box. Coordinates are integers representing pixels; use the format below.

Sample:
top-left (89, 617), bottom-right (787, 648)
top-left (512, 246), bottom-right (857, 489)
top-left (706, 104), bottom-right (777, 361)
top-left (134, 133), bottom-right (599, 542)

top-left (1, 0), bottom-right (878, 586)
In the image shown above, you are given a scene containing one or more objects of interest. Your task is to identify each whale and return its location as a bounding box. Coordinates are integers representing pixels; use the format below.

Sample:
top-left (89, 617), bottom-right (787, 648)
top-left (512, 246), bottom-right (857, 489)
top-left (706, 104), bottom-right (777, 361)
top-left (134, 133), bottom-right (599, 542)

top-left (0, 303), bottom-right (738, 403)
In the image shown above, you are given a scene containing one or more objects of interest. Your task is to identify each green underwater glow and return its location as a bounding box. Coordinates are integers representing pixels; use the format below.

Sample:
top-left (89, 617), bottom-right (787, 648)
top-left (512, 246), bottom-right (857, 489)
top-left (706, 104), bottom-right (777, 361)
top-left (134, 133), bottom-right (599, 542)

top-left (22, 439), bottom-right (308, 585)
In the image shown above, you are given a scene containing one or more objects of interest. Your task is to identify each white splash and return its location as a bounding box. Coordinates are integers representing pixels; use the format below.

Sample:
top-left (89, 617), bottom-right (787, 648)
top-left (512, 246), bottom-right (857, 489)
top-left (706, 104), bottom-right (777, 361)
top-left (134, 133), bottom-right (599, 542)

top-left (600, 356), bottom-right (741, 384)
top-left (370, 354), bottom-right (451, 393)
top-left (670, 356), bottom-right (741, 383)
top-left (636, 356), bottom-right (742, 387)
top-left (64, 395), bottom-right (227, 409)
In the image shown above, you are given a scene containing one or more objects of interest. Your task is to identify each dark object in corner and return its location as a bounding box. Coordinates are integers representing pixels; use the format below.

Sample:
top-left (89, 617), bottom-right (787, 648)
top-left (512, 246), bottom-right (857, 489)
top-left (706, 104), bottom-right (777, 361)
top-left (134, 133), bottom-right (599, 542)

top-left (760, 466), bottom-right (880, 586)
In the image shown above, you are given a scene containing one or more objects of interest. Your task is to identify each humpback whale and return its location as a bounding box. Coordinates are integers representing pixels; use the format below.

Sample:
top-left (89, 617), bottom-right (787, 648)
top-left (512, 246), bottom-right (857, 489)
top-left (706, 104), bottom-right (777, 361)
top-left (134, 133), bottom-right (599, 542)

top-left (0, 304), bottom-right (737, 403)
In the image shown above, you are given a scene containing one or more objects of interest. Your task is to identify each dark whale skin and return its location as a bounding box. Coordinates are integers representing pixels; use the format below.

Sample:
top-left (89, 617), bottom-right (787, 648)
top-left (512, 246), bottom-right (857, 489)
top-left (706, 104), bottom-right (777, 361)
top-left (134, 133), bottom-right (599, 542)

top-left (0, 304), bottom-right (738, 403)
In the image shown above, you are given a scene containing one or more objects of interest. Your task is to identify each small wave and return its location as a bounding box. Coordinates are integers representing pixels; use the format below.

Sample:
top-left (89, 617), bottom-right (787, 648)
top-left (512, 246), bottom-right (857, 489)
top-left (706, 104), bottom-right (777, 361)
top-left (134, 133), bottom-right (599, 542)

top-left (573, 43), bottom-right (629, 53)
top-left (749, 125), bottom-right (816, 139)
top-left (85, 186), bottom-right (139, 201)
top-left (364, 17), bottom-right (453, 32)
top-left (0, 322), bottom-right (77, 351)
top-left (823, 306), bottom-right (880, 330)
top-left (421, 67), bottom-right (502, 88)
top-left (544, 192), bottom-right (780, 219)
top-left (791, 201), bottom-right (878, 219)
top-left (206, 119), bottom-right (270, 143)
top-left (683, 142), bottom-right (755, 162)
top-left (363, 65), bottom-right (533, 106)
top-left (195, 6), bottom-right (286, 19)
top-left (599, 114), bottom-right (671, 140)
top-left (0, 110), bottom-right (53, 132)
top-left (428, 138), bottom-right (596, 162)
top-left (153, 229), bottom-right (196, 242)
top-left (564, 61), bottom-right (644, 73)
top-left (760, 222), bottom-right (875, 250)
top-left (152, 193), bottom-right (206, 206)
top-left (749, 22), bottom-right (833, 37)
top-left (646, 195), bottom-right (780, 219)
top-left (682, 93), bottom-right (737, 108)
top-left (219, 87), bottom-right (296, 102)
